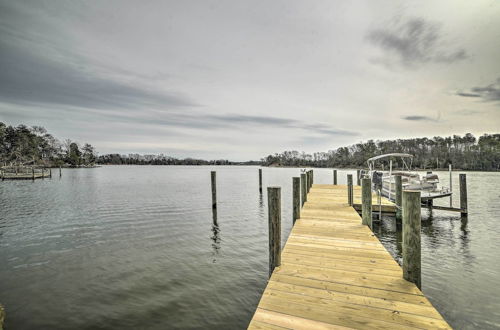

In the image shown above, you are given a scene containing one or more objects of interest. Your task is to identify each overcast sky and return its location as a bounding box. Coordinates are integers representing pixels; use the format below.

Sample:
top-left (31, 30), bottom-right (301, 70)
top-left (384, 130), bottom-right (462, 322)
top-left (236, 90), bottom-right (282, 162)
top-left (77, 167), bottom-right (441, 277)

top-left (0, 1), bottom-right (499, 160)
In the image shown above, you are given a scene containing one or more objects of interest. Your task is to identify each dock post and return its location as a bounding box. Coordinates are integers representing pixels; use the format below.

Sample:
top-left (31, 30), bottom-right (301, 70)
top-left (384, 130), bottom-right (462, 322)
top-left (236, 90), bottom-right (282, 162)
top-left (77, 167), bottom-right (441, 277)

top-left (301, 173), bottom-right (307, 205)
top-left (59, 166), bottom-right (62, 178)
top-left (293, 177), bottom-right (300, 224)
top-left (347, 174), bottom-right (353, 206)
top-left (49, 168), bottom-right (52, 178)
top-left (449, 164), bottom-right (452, 207)
top-left (306, 171), bottom-right (310, 193)
top-left (460, 174), bottom-right (468, 216)
top-left (361, 177), bottom-right (372, 228)
top-left (211, 171), bottom-right (217, 209)
top-left (259, 169), bottom-right (263, 193)
top-left (356, 170), bottom-right (361, 186)
top-left (333, 169), bottom-right (337, 185)
top-left (395, 175), bottom-right (402, 222)
top-left (267, 187), bottom-right (281, 278)
top-left (32, 167), bottom-right (35, 180)
top-left (402, 190), bottom-right (421, 289)
top-left (311, 170), bottom-right (314, 186)
top-left (305, 171), bottom-right (309, 192)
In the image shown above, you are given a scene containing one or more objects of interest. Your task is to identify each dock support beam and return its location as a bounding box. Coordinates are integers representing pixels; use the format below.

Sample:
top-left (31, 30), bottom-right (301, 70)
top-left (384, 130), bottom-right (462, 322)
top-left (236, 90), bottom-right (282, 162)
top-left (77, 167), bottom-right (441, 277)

top-left (211, 171), bottom-right (217, 209)
top-left (402, 190), bottom-right (421, 290)
top-left (267, 187), bottom-right (281, 278)
top-left (395, 175), bottom-right (402, 222)
top-left (307, 171), bottom-right (311, 193)
top-left (347, 174), bottom-right (353, 206)
top-left (259, 169), bottom-right (263, 193)
top-left (333, 169), bottom-right (337, 185)
top-left (301, 173), bottom-right (307, 206)
top-left (292, 177), bottom-right (300, 224)
top-left (460, 174), bottom-right (468, 216)
top-left (361, 177), bottom-right (372, 228)
top-left (449, 164), bottom-right (452, 207)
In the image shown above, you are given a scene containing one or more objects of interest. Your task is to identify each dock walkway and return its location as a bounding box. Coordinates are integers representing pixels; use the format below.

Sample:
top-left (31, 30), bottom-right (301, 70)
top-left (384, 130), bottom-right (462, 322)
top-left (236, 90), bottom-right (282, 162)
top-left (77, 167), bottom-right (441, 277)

top-left (249, 184), bottom-right (450, 329)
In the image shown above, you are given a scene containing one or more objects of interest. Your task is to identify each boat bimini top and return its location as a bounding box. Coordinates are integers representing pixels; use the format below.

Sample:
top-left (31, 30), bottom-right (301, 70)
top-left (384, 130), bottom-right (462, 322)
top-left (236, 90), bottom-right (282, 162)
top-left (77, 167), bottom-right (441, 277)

top-left (366, 153), bottom-right (414, 172)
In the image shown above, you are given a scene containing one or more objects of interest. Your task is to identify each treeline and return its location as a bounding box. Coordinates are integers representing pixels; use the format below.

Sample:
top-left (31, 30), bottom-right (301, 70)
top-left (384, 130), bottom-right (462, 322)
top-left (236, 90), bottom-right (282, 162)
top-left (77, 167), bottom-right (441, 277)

top-left (0, 122), bottom-right (97, 167)
top-left (262, 133), bottom-right (500, 171)
top-left (97, 154), bottom-right (235, 165)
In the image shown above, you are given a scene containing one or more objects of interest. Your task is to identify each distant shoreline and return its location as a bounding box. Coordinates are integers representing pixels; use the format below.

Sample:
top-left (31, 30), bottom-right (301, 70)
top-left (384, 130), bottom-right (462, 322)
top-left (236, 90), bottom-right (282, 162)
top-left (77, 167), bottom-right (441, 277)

top-left (92, 163), bottom-right (499, 172)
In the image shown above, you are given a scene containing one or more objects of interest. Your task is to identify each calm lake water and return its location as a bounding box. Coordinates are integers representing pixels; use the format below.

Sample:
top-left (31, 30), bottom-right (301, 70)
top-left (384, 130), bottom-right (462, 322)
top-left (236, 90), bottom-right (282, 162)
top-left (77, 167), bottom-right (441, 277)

top-left (0, 166), bottom-right (499, 329)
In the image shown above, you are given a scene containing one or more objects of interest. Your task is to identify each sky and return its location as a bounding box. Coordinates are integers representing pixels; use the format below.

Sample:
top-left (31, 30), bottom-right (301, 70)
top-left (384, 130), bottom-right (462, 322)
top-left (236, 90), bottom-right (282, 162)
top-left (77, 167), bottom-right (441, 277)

top-left (0, 0), bottom-right (499, 160)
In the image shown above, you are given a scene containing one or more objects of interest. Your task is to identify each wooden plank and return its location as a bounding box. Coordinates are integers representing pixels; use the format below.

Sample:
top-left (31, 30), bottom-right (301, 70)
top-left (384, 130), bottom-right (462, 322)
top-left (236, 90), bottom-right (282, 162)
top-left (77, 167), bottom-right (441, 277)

top-left (251, 308), bottom-right (352, 330)
top-left (271, 273), bottom-right (430, 306)
top-left (261, 290), bottom-right (450, 329)
top-left (266, 281), bottom-right (442, 318)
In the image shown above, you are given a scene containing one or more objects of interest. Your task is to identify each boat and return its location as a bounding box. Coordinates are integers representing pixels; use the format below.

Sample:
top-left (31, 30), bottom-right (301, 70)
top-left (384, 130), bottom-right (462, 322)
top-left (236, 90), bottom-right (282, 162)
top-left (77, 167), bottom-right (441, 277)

top-left (361, 153), bottom-right (451, 203)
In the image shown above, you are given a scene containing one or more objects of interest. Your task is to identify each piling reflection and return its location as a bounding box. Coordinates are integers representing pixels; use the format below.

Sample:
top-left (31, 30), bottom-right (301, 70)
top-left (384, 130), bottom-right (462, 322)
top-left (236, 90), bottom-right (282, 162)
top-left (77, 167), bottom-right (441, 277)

top-left (210, 208), bottom-right (221, 262)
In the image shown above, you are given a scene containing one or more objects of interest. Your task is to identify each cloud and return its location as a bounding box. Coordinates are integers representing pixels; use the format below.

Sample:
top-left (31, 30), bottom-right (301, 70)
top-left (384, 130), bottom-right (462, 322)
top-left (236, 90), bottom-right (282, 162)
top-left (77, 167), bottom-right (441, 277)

top-left (454, 109), bottom-right (484, 116)
top-left (456, 92), bottom-right (481, 98)
top-left (402, 115), bottom-right (436, 122)
top-left (456, 78), bottom-right (500, 103)
top-left (367, 18), bottom-right (467, 68)
top-left (0, 28), bottom-right (195, 110)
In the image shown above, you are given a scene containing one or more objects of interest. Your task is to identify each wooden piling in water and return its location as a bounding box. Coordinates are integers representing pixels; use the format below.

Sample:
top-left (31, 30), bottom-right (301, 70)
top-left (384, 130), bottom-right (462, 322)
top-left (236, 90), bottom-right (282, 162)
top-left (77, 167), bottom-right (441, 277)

top-left (333, 169), bottom-right (337, 185)
top-left (49, 168), bottom-right (52, 178)
top-left (301, 173), bottom-right (307, 205)
top-left (267, 186), bottom-right (281, 278)
top-left (347, 174), bottom-right (353, 206)
top-left (395, 175), bottom-right (402, 221)
top-left (310, 170), bottom-right (314, 186)
top-left (356, 170), bottom-right (361, 186)
top-left (32, 167), bottom-right (35, 180)
top-left (259, 169), bottom-right (263, 193)
top-left (306, 170), bottom-right (310, 191)
top-left (361, 177), bottom-right (372, 228)
top-left (292, 177), bottom-right (300, 224)
top-left (460, 174), bottom-right (468, 216)
top-left (449, 164), bottom-right (453, 207)
top-left (402, 190), bottom-right (421, 289)
top-left (59, 166), bottom-right (62, 178)
top-left (211, 171), bottom-right (217, 209)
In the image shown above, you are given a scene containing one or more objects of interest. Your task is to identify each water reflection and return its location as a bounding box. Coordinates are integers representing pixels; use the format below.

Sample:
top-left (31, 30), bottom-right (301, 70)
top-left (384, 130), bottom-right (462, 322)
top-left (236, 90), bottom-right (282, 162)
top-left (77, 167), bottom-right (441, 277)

top-left (210, 223), bottom-right (221, 263)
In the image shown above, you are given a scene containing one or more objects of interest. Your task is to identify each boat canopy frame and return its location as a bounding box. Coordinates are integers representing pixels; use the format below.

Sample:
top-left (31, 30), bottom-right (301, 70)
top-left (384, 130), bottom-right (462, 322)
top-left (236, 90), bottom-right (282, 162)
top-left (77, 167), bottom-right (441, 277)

top-left (367, 153), bottom-right (414, 173)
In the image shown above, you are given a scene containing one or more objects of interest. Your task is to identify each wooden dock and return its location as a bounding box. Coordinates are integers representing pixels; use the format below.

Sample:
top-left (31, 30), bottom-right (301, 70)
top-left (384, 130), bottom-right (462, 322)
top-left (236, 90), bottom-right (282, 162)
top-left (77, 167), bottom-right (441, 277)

top-left (248, 184), bottom-right (450, 329)
top-left (1, 168), bottom-right (51, 180)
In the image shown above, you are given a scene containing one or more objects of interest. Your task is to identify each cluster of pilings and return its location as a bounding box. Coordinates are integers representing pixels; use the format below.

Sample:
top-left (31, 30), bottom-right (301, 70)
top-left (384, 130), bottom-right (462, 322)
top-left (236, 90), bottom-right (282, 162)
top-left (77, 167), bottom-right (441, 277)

top-left (211, 168), bottom-right (468, 290)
